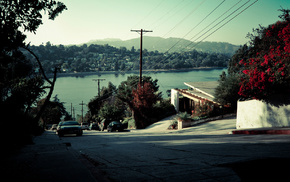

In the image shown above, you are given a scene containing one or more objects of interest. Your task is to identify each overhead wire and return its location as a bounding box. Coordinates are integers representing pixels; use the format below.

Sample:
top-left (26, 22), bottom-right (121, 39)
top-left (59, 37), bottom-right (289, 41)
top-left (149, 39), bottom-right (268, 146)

top-left (148, 0), bottom-right (201, 52)
top-left (143, 0), bottom-right (224, 87)
top-left (165, 0), bottom-right (226, 53)
top-left (143, 0), bottom-right (258, 76)
top-left (150, 0), bottom-right (188, 30)
top-left (188, 0), bottom-right (258, 50)
top-left (143, 0), bottom-right (230, 75)
top-left (119, 0), bottom-right (258, 95)
top-left (162, 0), bottom-right (207, 39)
top-left (189, 0), bottom-right (243, 43)
top-left (131, 0), bottom-right (166, 30)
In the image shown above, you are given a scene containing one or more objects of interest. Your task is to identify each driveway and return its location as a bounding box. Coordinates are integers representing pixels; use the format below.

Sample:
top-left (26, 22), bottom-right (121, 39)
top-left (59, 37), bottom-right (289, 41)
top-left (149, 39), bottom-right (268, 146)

top-left (59, 116), bottom-right (290, 181)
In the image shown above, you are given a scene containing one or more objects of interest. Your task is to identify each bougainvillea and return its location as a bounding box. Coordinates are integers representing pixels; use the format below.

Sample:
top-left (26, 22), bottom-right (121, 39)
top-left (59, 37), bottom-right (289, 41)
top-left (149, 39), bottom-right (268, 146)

top-left (238, 17), bottom-right (290, 100)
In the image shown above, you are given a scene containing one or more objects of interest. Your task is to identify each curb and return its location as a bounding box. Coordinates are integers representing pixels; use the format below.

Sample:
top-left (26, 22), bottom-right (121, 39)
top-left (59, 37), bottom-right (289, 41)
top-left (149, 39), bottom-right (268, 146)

top-left (231, 128), bottom-right (290, 135)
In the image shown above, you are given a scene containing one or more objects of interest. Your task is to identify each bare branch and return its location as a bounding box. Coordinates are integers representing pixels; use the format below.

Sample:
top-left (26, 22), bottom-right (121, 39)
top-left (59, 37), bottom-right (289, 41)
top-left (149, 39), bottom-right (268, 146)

top-left (22, 46), bottom-right (52, 85)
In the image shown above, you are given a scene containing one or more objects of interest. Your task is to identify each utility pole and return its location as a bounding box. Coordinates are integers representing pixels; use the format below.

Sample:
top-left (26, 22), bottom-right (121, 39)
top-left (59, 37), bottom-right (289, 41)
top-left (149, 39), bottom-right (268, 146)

top-left (131, 29), bottom-right (152, 85)
top-left (79, 101), bottom-right (85, 124)
top-left (92, 79), bottom-right (106, 96)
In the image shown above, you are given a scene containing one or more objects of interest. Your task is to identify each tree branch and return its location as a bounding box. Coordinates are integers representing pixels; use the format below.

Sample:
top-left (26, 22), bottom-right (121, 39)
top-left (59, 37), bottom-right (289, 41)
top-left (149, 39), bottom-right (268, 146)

top-left (33, 67), bottom-right (58, 126)
top-left (22, 45), bottom-right (52, 85)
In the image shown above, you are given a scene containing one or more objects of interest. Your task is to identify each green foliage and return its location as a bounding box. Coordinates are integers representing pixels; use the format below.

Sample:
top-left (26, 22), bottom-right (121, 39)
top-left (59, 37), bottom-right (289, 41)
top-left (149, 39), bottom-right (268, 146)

top-left (228, 45), bottom-right (249, 75)
top-left (177, 112), bottom-right (191, 121)
top-left (124, 117), bottom-right (136, 129)
top-left (35, 95), bottom-right (70, 125)
top-left (215, 9), bottom-right (290, 108)
top-left (24, 43), bottom-right (231, 73)
top-left (238, 11), bottom-right (290, 100)
top-left (1, 0), bottom-right (67, 51)
top-left (214, 72), bottom-right (241, 110)
top-left (117, 75), bottom-right (159, 108)
top-left (98, 102), bottom-right (124, 121)
top-left (117, 75), bottom-right (161, 129)
top-left (148, 99), bottom-right (176, 123)
top-left (88, 82), bottom-right (118, 121)
top-left (0, 0), bottom-right (67, 146)
top-left (88, 75), bottom-right (175, 129)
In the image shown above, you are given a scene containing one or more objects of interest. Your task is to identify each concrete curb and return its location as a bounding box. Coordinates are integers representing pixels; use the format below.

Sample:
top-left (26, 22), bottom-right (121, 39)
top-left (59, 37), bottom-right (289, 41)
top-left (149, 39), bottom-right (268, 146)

top-left (231, 128), bottom-right (290, 135)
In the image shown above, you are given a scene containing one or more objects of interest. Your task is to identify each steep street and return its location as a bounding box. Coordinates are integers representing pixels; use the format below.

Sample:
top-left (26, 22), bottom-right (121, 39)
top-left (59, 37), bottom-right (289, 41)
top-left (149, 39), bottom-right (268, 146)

top-left (59, 116), bottom-right (290, 181)
top-left (5, 116), bottom-right (290, 182)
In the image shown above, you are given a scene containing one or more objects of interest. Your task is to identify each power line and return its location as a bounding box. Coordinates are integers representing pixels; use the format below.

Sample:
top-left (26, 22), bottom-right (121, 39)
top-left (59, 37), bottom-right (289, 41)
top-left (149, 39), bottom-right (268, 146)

top-left (162, 0), bottom-right (207, 39)
top-left (143, 0), bottom-right (228, 74)
top-left (143, 0), bottom-right (258, 76)
top-left (189, 0), bottom-right (243, 42)
top-left (150, 0), bottom-right (187, 30)
top-left (165, 0), bottom-right (226, 53)
top-left (149, 0), bottom-right (207, 55)
top-left (188, 0), bottom-right (258, 49)
top-left (152, 0), bottom-right (195, 30)
top-left (131, 0), bottom-right (165, 30)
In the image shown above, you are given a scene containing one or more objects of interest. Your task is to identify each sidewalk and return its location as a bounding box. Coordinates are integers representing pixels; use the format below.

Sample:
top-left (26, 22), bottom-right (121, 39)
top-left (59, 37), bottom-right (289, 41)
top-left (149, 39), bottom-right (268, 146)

top-left (4, 131), bottom-right (99, 182)
top-left (140, 114), bottom-right (290, 135)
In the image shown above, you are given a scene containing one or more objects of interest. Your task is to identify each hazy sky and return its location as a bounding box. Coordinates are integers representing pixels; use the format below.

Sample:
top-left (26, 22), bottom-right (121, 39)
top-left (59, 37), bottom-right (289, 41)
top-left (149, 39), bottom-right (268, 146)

top-left (25, 0), bottom-right (289, 46)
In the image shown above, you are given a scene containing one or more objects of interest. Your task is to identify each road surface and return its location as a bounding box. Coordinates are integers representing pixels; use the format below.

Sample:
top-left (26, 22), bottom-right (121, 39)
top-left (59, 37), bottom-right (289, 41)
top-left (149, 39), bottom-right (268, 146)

top-left (58, 116), bottom-right (290, 181)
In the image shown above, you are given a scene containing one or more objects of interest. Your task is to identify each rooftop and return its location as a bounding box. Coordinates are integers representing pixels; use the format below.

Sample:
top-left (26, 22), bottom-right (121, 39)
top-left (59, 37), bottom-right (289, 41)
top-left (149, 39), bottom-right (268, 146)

top-left (184, 81), bottom-right (218, 97)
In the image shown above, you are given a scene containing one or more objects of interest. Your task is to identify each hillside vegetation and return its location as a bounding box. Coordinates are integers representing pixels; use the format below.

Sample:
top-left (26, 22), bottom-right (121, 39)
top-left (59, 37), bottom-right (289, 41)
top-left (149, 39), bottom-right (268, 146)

top-left (25, 40), bottom-right (232, 74)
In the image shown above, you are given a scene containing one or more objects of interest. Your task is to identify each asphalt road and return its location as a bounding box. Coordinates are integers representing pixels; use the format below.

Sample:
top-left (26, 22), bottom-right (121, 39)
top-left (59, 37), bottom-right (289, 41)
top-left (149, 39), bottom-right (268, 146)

top-left (59, 116), bottom-right (290, 181)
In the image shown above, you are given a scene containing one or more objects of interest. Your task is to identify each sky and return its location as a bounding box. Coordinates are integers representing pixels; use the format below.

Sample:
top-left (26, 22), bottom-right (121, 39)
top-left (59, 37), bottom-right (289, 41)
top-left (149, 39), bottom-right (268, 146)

top-left (25, 0), bottom-right (290, 46)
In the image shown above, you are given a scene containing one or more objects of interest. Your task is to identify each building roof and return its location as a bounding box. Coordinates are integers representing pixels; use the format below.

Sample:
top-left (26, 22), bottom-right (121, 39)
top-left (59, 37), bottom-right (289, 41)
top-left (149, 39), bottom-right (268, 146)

top-left (183, 81), bottom-right (218, 97)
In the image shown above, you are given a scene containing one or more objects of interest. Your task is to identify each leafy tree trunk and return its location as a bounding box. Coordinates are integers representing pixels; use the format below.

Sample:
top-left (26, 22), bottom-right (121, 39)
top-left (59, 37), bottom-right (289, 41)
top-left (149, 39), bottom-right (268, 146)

top-left (33, 67), bottom-right (57, 128)
top-left (132, 110), bottom-right (145, 129)
top-left (23, 46), bottom-right (58, 131)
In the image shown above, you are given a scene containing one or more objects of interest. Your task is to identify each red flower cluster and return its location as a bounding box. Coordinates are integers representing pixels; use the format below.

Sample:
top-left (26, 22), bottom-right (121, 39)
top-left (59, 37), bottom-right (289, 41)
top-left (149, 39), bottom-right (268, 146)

top-left (238, 20), bottom-right (290, 99)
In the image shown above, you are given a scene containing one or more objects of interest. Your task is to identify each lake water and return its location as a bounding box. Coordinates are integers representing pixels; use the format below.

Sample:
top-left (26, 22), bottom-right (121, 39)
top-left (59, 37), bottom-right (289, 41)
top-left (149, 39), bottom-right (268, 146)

top-left (51, 68), bottom-right (227, 116)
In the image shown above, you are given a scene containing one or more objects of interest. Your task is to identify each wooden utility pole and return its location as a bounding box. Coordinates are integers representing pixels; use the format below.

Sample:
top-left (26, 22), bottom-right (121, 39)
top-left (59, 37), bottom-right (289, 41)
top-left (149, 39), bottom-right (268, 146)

top-left (131, 29), bottom-right (152, 85)
top-left (92, 79), bottom-right (106, 96)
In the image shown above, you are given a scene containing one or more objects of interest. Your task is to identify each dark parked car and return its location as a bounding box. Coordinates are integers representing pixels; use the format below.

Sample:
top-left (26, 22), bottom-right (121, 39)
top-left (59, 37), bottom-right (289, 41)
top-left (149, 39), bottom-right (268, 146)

top-left (56, 121), bottom-right (83, 137)
top-left (107, 121), bottom-right (123, 132)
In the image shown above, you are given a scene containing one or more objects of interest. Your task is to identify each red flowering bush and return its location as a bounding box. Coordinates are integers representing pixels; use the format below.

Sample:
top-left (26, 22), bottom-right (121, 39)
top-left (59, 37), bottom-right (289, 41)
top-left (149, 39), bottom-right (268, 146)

top-left (131, 82), bottom-right (161, 128)
top-left (238, 17), bottom-right (290, 100)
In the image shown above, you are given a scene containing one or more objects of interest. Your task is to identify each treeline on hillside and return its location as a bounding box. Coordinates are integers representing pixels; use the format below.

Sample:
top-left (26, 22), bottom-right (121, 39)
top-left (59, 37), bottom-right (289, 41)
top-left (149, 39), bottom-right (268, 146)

top-left (24, 42), bottom-right (230, 73)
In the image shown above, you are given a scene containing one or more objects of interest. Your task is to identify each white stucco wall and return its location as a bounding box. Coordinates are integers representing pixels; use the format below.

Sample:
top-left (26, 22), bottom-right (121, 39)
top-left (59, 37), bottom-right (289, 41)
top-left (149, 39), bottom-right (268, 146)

top-left (171, 89), bottom-right (179, 112)
top-left (236, 99), bottom-right (290, 129)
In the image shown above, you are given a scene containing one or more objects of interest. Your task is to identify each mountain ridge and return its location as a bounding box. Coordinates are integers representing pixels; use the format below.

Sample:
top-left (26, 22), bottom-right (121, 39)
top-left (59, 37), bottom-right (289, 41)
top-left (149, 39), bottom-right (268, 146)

top-left (86, 36), bottom-right (240, 55)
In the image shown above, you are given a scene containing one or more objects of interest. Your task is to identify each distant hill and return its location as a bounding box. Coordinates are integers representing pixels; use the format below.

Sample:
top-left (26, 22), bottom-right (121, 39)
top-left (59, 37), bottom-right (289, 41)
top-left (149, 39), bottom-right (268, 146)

top-left (87, 36), bottom-right (240, 55)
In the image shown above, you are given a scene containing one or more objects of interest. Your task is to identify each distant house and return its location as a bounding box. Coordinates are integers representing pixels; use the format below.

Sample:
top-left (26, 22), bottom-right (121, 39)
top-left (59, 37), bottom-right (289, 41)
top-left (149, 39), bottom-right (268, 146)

top-left (171, 81), bottom-right (220, 113)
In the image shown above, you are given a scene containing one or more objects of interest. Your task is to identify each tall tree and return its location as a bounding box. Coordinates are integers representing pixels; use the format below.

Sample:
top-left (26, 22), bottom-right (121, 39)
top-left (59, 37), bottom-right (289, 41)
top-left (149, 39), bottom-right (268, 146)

top-left (0, 0), bottom-right (67, 144)
top-left (117, 75), bottom-right (161, 128)
top-left (131, 82), bottom-right (161, 128)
